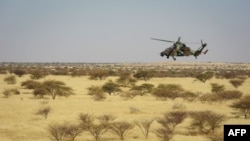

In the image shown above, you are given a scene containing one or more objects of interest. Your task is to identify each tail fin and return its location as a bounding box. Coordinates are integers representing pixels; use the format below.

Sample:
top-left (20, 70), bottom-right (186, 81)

top-left (204, 49), bottom-right (208, 54)
top-left (194, 42), bottom-right (207, 58)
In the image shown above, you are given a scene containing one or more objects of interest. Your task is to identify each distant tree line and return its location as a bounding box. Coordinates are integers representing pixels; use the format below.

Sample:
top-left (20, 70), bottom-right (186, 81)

top-left (1, 65), bottom-right (250, 79)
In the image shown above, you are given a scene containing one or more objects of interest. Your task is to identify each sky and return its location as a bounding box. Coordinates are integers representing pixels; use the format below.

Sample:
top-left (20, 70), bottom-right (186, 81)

top-left (1, 0), bottom-right (250, 63)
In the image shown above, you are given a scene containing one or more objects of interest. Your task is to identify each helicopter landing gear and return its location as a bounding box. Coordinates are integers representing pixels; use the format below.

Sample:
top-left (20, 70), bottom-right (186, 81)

top-left (172, 56), bottom-right (176, 61)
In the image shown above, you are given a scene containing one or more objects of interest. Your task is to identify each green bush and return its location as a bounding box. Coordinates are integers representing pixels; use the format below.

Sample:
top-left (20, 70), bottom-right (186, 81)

top-left (102, 80), bottom-right (121, 96)
top-left (32, 80), bottom-right (74, 100)
top-left (46, 80), bottom-right (73, 100)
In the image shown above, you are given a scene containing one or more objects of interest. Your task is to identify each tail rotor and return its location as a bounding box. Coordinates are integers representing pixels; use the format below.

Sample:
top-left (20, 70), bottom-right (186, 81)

top-left (201, 40), bottom-right (207, 47)
top-left (194, 40), bottom-right (207, 58)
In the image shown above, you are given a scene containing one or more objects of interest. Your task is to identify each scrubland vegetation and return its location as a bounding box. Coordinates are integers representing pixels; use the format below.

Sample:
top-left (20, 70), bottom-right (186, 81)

top-left (0, 62), bottom-right (250, 141)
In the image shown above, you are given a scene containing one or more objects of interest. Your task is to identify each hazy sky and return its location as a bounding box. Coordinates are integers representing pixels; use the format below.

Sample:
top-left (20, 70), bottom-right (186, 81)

top-left (1, 0), bottom-right (250, 63)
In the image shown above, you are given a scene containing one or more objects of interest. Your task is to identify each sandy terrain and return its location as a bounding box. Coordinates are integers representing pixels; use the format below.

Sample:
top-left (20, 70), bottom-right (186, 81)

top-left (0, 73), bottom-right (250, 141)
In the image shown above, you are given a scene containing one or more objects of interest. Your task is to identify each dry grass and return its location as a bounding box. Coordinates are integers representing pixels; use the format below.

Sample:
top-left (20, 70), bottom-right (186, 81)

top-left (0, 73), bottom-right (250, 141)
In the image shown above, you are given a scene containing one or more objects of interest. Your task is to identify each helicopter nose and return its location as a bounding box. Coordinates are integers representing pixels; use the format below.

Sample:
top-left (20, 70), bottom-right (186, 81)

top-left (160, 52), bottom-right (164, 57)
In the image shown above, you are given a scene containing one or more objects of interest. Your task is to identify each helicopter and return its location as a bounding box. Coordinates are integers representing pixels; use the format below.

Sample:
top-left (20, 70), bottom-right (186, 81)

top-left (151, 37), bottom-right (208, 60)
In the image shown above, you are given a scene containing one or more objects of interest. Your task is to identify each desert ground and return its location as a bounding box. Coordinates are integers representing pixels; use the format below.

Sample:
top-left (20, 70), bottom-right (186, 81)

top-left (0, 62), bottom-right (250, 141)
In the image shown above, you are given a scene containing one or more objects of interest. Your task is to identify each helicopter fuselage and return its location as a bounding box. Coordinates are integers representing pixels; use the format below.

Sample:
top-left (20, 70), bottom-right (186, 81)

top-left (160, 43), bottom-right (194, 59)
top-left (152, 37), bottom-right (207, 60)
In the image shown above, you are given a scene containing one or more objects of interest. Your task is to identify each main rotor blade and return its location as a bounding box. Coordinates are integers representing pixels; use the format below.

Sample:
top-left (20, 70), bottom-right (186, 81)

top-left (151, 38), bottom-right (175, 43)
top-left (182, 41), bottom-right (201, 44)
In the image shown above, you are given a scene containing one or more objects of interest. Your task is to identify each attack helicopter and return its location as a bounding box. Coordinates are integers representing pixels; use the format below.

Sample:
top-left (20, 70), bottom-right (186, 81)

top-left (151, 37), bottom-right (208, 60)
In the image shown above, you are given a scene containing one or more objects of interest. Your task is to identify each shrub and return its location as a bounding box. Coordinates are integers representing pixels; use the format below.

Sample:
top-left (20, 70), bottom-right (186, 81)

top-left (13, 69), bottom-right (26, 77)
top-left (21, 80), bottom-right (41, 89)
top-left (33, 87), bottom-right (47, 99)
top-left (30, 70), bottom-right (46, 79)
top-left (230, 96), bottom-right (250, 119)
top-left (65, 124), bottom-right (83, 141)
top-left (133, 70), bottom-right (153, 81)
top-left (88, 124), bottom-right (107, 141)
top-left (200, 91), bottom-right (242, 103)
top-left (4, 75), bottom-right (16, 84)
top-left (218, 71), bottom-right (237, 79)
top-left (181, 91), bottom-right (198, 102)
top-left (3, 88), bottom-right (20, 98)
top-left (50, 67), bottom-right (68, 75)
top-left (48, 123), bottom-right (68, 141)
top-left (34, 80), bottom-right (74, 100)
top-left (229, 79), bottom-right (245, 88)
top-left (205, 112), bottom-right (226, 134)
top-left (172, 103), bottom-right (186, 110)
top-left (102, 80), bottom-right (121, 96)
top-left (89, 69), bottom-right (109, 80)
top-left (110, 121), bottom-right (134, 140)
top-left (48, 123), bottom-right (83, 141)
top-left (217, 90), bottom-right (243, 100)
top-left (87, 86), bottom-right (106, 101)
top-left (135, 119), bottom-right (154, 139)
top-left (155, 127), bottom-right (172, 141)
top-left (210, 83), bottom-right (225, 93)
top-left (199, 93), bottom-right (221, 104)
top-left (116, 72), bottom-right (136, 87)
top-left (79, 113), bottom-right (94, 130)
top-left (207, 131), bottom-right (223, 141)
top-left (121, 90), bottom-right (142, 100)
top-left (0, 66), bottom-right (7, 74)
top-left (189, 111), bottom-right (226, 134)
top-left (36, 106), bottom-right (51, 120)
top-left (189, 111), bottom-right (208, 134)
top-left (97, 114), bottom-right (116, 127)
top-left (79, 113), bottom-right (115, 141)
top-left (152, 84), bottom-right (184, 100)
top-left (129, 106), bottom-right (141, 114)
top-left (195, 71), bottom-right (214, 83)
top-left (130, 83), bottom-right (154, 95)
top-left (155, 111), bottom-right (187, 141)
top-left (71, 69), bottom-right (87, 77)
